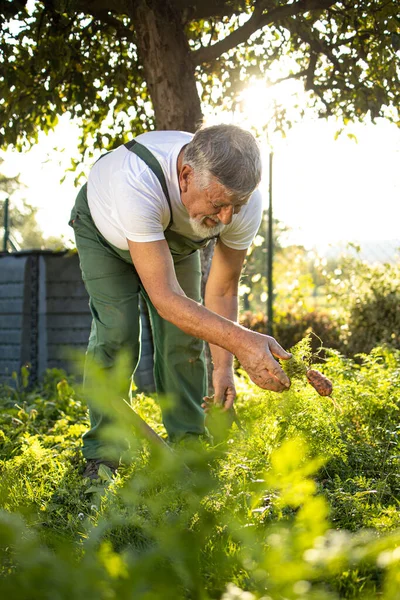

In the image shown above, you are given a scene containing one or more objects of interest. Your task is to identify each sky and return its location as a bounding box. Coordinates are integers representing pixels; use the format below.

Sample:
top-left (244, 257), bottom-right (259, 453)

top-left (0, 80), bottom-right (399, 256)
top-left (270, 118), bottom-right (400, 252)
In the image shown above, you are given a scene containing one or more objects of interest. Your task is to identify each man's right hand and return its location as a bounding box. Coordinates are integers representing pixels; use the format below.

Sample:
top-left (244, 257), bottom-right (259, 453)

top-left (235, 330), bottom-right (291, 392)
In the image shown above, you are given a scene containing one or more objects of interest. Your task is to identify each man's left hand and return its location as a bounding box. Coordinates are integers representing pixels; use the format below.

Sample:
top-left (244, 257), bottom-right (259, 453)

top-left (202, 367), bottom-right (237, 412)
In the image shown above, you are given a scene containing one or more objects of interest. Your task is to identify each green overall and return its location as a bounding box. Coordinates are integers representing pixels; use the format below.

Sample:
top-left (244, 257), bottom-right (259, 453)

top-left (69, 140), bottom-right (210, 459)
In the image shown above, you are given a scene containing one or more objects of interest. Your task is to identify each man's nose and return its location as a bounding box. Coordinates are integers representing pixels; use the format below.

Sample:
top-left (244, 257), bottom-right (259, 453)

top-left (217, 205), bottom-right (234, 224)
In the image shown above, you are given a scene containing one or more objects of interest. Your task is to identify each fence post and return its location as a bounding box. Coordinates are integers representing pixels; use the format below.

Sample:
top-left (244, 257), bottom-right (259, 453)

top-left (266, 152), bottom-right (274, 335)
top-left (3, 197), bottom-right (9, 252)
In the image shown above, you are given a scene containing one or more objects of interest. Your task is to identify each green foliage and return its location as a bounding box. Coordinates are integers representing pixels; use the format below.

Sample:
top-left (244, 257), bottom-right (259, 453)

top-left (281, 333), bottom-right (314, 380)
top-left (1, 346), bottom-right (400, 598)
top-left (0, 158), bottom-right (21, 197)
top-left (0, 158), bottom-right (63, 249)
top-left (240, 213), bottom-right (288, 311)
top-left (274, 309), bottom-right (343, 356)
top-left (272, 245), bottom-right (322, 315)
top-left (240, 228), bottom-right (344, 355)
top-left (324, 256), bottom-right (400, 356)
top-left (0, 1), bottom-right (152, 159)
top-left (240, 308), bottom-right (343, 359)
top-left (0, 195), bottom-right (56, 250)
top-left (1, 1), bottom-right (399, 158)
top-left (242, 243), bottom-right (400, 360)
top-left (0, 370), bottom-right (89, 536)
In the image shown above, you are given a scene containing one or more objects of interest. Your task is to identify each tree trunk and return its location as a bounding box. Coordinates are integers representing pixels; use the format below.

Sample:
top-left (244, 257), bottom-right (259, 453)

top-left (130, 0), bottom-right (202, 132)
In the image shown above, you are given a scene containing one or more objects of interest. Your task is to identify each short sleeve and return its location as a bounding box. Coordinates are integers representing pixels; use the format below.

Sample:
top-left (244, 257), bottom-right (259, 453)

top-left (220, 189), bottom-right (263, 250)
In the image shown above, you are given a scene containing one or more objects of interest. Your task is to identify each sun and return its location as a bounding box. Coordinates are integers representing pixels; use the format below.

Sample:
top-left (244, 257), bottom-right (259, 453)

top-left (237, 78), bottom-right (308, 137)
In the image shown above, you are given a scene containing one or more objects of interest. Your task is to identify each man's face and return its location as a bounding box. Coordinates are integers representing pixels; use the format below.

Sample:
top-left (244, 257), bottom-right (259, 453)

top-left (179, 165), bottom-right (249, 238)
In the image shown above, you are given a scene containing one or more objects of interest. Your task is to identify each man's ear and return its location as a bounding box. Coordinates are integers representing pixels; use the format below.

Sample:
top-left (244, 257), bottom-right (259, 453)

top-left (179, 164), bottom-right (193, 193)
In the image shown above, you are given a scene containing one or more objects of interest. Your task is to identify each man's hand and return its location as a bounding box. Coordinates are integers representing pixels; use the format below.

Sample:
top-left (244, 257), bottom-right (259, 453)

top-left (235, 331), bottom-right (291, 392)
top-left (202, 367), bottom-right (237, 413)
top-left (213, 367), bottom-right (237, 409)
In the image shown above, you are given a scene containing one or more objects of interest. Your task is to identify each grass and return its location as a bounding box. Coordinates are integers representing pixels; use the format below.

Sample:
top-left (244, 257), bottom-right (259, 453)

top-left (0, 345), bottom-right (400, 598)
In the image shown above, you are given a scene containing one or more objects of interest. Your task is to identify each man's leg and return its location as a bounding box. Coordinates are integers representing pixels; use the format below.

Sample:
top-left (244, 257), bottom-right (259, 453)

top-left (143, 251), bottom-right (207, 442)
top-left (72, 213), bottom-right (142, 460)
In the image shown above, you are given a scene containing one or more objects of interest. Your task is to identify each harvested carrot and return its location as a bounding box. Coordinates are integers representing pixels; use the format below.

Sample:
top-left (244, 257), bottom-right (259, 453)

top-left (306, 369), bottom-right (333, 396)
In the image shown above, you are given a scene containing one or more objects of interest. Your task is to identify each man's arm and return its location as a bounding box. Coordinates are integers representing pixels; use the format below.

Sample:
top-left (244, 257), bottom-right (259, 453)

top-left (127, 239), bottom-right (291, 392)
top-left (204, 240), bottom-right (246, 408)
top-left (205, 239), bottom-right (245, 364)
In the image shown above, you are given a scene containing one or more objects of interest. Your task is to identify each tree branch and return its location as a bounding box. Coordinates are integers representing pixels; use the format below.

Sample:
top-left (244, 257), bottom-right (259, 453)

top-left (305, 52), bottom-right (318, 90)
top-left (89, 9), bottom-right (135, 41)
top-left (0, 0), bottom-right (28, 20)
top-left (312, 85), bottom-right (332, 115)
top-left (174, 0), bottom-right (238, 22)
top-left (272, 69), bottom-right (309, 85)
top-left (285, 18), bottom-right (341, 71)
top-left (72, 1), bottom-right (135, 40)
top-left (192, 0), bottom-right (338, 65)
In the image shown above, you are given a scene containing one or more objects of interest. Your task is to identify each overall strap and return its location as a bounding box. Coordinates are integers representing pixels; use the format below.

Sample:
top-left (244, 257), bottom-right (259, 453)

top-left (125, 139), bottom-right (173, 227)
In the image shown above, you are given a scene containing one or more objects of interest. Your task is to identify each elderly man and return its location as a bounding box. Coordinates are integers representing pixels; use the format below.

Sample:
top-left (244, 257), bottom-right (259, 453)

top-left (69, 124), bottom-right (291, 478)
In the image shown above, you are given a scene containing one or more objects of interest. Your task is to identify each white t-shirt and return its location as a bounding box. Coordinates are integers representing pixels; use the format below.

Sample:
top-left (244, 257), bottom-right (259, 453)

top-left (87, 130), bottom-right (262, 251)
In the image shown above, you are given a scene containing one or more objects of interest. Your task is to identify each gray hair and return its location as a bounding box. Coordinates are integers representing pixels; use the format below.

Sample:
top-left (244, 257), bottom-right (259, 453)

top-left (182, 124), bottom-right (262, 200)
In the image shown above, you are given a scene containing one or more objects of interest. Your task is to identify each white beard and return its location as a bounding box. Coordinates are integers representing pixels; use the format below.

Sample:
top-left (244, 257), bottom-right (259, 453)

top-left (189, 217), bottom-right (224, 239)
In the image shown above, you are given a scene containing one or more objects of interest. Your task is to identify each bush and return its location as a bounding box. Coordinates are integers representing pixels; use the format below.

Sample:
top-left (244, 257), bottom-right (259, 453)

top-left (240, 308), bottom-right (343, 356)
top-left (241, 256), bottom-right (400, 359)
top-left (333, 261), bottom-right (400, 356)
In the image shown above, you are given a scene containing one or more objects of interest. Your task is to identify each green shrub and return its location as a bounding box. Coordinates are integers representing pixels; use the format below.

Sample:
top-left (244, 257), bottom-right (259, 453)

top-left (241, 257), bottom-right (400, 359)
top-left (274, 309), bottom-right (343, 354)
top-left (323, 257), bottom-right (400, 356)
top-left (240, 308), bottom-right (343, 356)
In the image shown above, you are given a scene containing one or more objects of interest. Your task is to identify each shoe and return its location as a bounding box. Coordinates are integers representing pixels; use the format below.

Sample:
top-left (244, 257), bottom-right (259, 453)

top-left (83, 459), bottom-right (118, 480)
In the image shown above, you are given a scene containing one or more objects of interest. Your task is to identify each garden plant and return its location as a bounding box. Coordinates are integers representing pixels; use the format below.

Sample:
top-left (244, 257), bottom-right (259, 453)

top-left (1, 334), bottom-right (400, 599)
